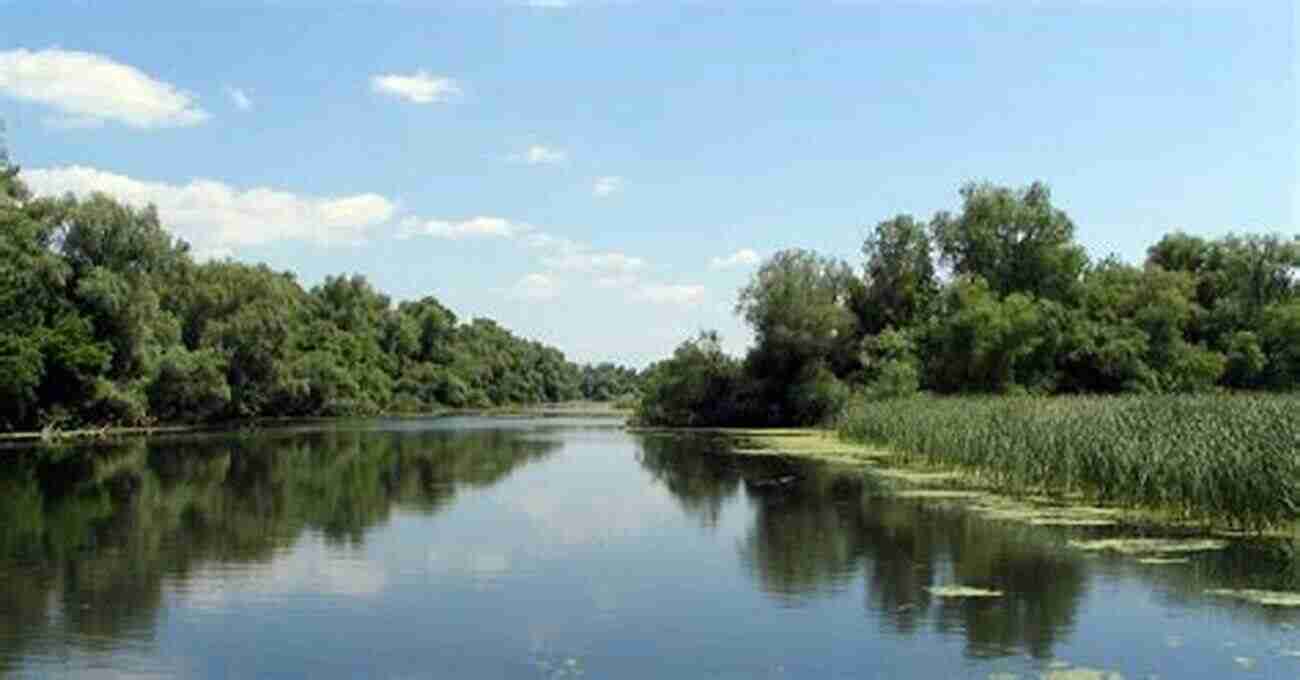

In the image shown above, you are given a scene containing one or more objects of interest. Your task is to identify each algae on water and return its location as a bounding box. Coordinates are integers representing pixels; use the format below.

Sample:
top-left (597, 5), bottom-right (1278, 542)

top-left (1067, 538), bottom-right (1228, 555)
top-left (926, 585), bottom-right (1004, 598)
top-left (1137, 557), bottom-right (1190, 565)
top-left (1206, 588), bottom-right (1300, 607)
top-left (1039, 669), bottom-right (1124, 680)
top-left (894, 489), bottom-right (986, 500)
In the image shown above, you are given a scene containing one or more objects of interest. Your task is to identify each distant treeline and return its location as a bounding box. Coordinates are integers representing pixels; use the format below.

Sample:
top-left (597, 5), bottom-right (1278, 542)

top-left (638, 181), bottom-right (1299, 427)
top-left (0, 146), bottom-right (640, 431)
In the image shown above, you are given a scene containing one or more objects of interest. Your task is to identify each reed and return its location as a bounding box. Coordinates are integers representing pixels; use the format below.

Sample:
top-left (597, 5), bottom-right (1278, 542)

top-left (836, 393), bottom-right (1300, 526)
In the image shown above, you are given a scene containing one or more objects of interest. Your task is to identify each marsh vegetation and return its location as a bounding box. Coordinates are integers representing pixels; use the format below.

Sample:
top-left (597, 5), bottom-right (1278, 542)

top-left (837, 393), bottom-right (1300, 525)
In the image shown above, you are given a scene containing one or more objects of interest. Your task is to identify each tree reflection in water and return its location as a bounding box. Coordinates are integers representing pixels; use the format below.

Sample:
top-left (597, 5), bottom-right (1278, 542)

top-left (636, 433), bottom-right (1087, 659)
top-left (0, 426), bottom-right (559, 674)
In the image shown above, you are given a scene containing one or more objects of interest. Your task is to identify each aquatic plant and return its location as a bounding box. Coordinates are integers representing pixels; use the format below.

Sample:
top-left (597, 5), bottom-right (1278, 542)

top-left (837, 393), bottom-right (1300, 526)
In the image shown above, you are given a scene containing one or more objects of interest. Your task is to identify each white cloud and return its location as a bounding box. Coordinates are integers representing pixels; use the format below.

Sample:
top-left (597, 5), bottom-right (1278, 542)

top-left (543, 250), bottom-right (644, 274)
top-left (709, 248), bottom-right (761, 269)
top-left (226, 86), bottom-right (252, 111)
top-left (370, 71), bottom-right (461, 104)
top-left (426, 547), bottom-right (512, 581)
top-left (511, 272), bottom-right (560, 301)
top-left (510, 144), bottom-right (567, 166)
top-left (22, 165), bottom-right (394, 253)
top-left (0, 48), bottom-right (208, 128)
top-left (594, 274), bottom-right (638, 289)
top-left (636, 283), bottom-right (706, 306)
top-left (399, 215), bottom-right (529, 240)
top-left (176, 537), bottom-right (386, 608)
top-left (523, 232), bottom-right (582, 253)
top-left (593, 176), bottom-right (623, 197)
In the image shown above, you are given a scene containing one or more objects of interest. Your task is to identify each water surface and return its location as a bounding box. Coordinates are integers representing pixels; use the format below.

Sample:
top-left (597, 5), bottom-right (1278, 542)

top-left (2, 417), bottom-right (1298, 678)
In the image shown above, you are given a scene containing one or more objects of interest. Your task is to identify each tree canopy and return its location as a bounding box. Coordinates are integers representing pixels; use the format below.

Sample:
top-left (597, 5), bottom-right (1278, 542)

top-left (0, 144), bottom-right (639, 431)
top-left (637, 180), bottom-right (1298, 427)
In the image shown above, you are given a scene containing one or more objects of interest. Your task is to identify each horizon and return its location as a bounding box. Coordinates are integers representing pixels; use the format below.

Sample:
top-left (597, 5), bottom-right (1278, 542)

top-left (2, 2), bottom-right (1295, 367)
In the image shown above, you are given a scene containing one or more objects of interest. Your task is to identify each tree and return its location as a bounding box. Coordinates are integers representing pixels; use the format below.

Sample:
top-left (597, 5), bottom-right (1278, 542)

top-left (1261, 300), bottom-right (1300, 388)
top-left (1205, 234), bottom-right (1299, 317)
top-left (922, 277), bottom-right (1049, 393)
top-left (147, 348), bottom-right (231, 422)
top-left (636, 332), bottom-right (746, 426)
top-left (738, 249), bottom-right (860, 379)
top-left (857, 214), bottom-right (938, 335)
top-left (932, 181), bottom-right (1087, 301)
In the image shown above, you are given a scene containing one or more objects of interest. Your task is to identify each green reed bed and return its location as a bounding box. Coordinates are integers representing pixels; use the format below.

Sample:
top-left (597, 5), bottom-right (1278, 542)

top-left (836, 393), bottom-right (1300, 526)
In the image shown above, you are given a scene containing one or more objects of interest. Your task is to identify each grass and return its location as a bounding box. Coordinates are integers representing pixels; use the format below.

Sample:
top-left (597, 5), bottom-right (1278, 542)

top-left (836, 393), bottom-right (1300, 527)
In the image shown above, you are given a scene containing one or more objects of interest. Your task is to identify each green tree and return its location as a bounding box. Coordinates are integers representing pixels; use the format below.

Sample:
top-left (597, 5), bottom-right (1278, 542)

top-left (857, 214), bottom-right (938, 335)
top-left (932, 181), bottom-right (1087, 301)
top-left (147, 348), bottom-right (231, 422)
top-left (636, 332), bottom-right (747, 426)
top-left (1261, 300), bottom-right (1300, 388)
top-left (738, 249), bottom-right (860, 378)
top-left (922, 277), bottom-right (1049, 393)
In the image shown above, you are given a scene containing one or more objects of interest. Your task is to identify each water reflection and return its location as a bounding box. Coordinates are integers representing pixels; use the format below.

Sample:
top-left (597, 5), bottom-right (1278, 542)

top-left (0, 425), bottom-right (558, 675)
top-left (634, 432), bottom-right (1297, 661)
top-left (1, 422), bottom-right (1297, 678)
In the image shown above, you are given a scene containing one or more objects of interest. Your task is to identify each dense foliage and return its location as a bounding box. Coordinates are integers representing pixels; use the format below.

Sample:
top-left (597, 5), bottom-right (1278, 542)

top-left (638, 180), bottom-right (1298, 426)
top-left (0, 144), bottom-right (638, 431)
top-left (837, 394), bottom-right (1300, 525)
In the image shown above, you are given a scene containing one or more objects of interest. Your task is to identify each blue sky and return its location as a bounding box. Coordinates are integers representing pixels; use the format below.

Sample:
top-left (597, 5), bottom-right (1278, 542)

top-left (1, 1), bottom-right (1295, 366)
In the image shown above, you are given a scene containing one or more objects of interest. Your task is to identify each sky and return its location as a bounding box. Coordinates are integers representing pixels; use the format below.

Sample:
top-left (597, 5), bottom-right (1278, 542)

top-left (1, 1), bottom-right (1295, 367)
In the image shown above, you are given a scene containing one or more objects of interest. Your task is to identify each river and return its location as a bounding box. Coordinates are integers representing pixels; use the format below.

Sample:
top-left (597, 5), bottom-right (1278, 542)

top-left (1, 417), bottom-right (1297, 678)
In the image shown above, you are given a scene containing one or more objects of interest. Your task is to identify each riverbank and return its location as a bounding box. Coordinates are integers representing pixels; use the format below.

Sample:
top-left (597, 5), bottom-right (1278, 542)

top-left (457, 400), bottom-right (631, 418)
top-left (682, 393), bottom-right (1298, 529)
top-left (650, 403), bottom-right (1289, 535)
top-left (0, 401), bottom-right (630, 445)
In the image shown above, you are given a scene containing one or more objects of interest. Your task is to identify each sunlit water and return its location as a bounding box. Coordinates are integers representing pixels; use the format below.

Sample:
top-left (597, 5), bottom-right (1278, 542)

top-left (2, 417), bottom-right (1298, 679)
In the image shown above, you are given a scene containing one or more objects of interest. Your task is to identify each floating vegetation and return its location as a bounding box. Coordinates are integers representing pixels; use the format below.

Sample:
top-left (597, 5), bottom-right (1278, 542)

top-left (926, 585), bottom-right (1004, 598)
top-left (837, 394), bottom-right (1300, 526)
top-left (870, 468), bottom-right (963, 484)
top-left (894, 489), bottom-right (986, 500)
top-left (1039, 666), bottom-right (1124, 680)
top-left (1068, 538), bottom-right (1228, 555)
top-left (1137, 557), bottom-right (1191, 565)
top-left (725, 429), bottom-right (894, 463)
top-left (1026, 518), bottom-right (1117, 527)
top-left (529, 652), bottom-right (586, 679)
top-left (968, 497), bottom-right (1123, 528)
top-left (1206, 588), bottom-right (1300, 607)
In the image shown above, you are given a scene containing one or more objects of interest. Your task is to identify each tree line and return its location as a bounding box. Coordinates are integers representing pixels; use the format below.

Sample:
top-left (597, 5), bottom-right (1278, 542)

top-left (0, 144), bottom-right (640, 431)
top-left (638, 181), bottom-right (1299, 426)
